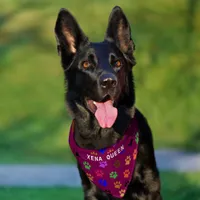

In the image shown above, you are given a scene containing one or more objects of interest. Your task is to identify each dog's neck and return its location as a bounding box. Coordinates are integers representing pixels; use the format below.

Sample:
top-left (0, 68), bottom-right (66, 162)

top-left (73, 105), bottom-right (135, 150)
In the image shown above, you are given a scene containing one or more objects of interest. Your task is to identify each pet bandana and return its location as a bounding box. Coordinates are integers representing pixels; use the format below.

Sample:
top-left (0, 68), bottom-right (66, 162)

top-left (68, 117), bottom-right (139, 198)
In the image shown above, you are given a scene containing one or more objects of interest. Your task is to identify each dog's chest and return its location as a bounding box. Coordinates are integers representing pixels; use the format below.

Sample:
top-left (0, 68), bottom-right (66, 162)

top-left (93, 131), bottom-right (121, 149)
top-left (76, 129), bottom-right (121, 150)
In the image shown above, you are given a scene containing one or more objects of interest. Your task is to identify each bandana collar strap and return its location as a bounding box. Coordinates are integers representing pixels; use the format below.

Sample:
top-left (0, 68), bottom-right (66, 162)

top-left (68, 117), bottom-right (139, 198)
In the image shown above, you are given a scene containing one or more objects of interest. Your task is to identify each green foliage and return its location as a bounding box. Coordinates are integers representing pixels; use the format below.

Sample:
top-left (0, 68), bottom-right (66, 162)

top-left (0, 172), bottom-right (200, 199)
top-left (0, 0), bottom-right (199, 163)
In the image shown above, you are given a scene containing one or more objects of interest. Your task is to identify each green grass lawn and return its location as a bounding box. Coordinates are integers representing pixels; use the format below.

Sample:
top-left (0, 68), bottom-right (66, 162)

top-left (0, 0), bottom-right (200, 163)
top-left (0, 172), bottom-right (200, 200)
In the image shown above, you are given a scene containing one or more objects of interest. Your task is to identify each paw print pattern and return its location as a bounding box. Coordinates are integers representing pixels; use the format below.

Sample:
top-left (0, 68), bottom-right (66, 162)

top-left (120, 149), bottom-right (125, 154)
top-left (83, 161), bottom-right (91, 170)
top-left (133, 149), bottom-right (137, 160)
top-left (114, 181), bottom-right (122, 189)
top-left (135, 132), bottom-right (139, 144)
top-left (99, 148), bottom-right (106, 154)
top-left (98, 179), bottom-right (107, 187)
top-left (99, 161), bottom-right (107, 168)
top-left (113, 160), bottom-right (120, 168)
top-left (123, 169), bottom-right (130, 178)
top-left (109, 171), bottom-right (118, 179)
top-left (119, 189), bottom-right (126, 197)
top-left (86, 173), bottom-right (93, 181)
top-left (107, 148), bottom-right (114, 154)
top-left (91, 151), bottom-right (97, 156)
top-left (125, 156), bottom-right (131, 165)
top-left (95, 170), bottom-right (104, 177)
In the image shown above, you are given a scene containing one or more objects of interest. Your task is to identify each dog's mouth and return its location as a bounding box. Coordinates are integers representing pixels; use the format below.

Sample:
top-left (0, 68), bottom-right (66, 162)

top-left (86, 95), bottom-right (118, 128)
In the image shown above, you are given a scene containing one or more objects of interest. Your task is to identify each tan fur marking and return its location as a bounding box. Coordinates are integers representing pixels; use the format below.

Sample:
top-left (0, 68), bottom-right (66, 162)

top-left (62, 26), bottom-right (76, 53)
top-left (118, 19), bottom-right (128, 53)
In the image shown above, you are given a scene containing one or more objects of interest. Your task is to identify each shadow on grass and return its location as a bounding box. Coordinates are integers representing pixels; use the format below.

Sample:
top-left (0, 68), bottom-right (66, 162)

top-left (0, 110), bottom-right (75, 163)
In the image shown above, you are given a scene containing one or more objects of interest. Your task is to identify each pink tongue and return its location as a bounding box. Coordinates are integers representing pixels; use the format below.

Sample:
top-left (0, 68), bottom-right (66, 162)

top-left (95, 100), bottom-right (118, 128)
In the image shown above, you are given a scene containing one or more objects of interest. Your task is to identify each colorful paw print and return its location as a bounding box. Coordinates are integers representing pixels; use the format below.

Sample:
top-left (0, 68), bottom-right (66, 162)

top-left (99, 148), bottom-right (106, 154)
top-left (83, 161), bottom-right (91, 170)
top-left (98, 179), bottom-right (107, 187)
top-left (113, 160), bottom-right (120, 168)
top-left (95, 170), bottom-right (104, 177)
top-left (107, 148), bottom-right (114, 154)
top-left (91, 151), bottom-right (97, 156)
top-left (125, 156), bottom-right (131, 165)
top-left (133, 149), bottom-right (137, 160)
top-left (99, 161), bottom-right (107, 168)
top-left (120, 149), bottom-right (125, 154)
top-left (109, 171), bottom-right (118, 179)
top-left (123, 169), bottom-right (130, 178)
top-left (86, 173), bottom-right (94, 181)
top-left (119, 189), bottom-right (126, 197)
top-left (114, 181), bottom-right (122, 189)
top-left (135, 132), bottom-right (139, 144)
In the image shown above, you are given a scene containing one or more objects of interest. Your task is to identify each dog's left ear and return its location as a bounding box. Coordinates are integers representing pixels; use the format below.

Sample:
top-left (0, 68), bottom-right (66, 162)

top-left (105, 6), bottom-right (135, 67)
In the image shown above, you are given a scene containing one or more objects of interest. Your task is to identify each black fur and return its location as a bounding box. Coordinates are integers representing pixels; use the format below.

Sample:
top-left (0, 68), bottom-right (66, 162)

top-left (55, 6), bottom-right (163, 200)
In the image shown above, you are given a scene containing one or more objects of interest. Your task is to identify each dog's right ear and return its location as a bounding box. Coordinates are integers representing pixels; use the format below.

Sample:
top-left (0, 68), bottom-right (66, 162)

top-left (55, 9), bottom-right (88, 69)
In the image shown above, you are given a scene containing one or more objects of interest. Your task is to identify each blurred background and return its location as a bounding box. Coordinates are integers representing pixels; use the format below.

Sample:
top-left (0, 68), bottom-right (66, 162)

top-left (0, 0), bottom-right (200, 199)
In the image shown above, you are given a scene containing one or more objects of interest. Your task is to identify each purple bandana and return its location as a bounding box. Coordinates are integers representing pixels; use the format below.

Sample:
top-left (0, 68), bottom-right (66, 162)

top-left (68, 117), bottom-right (139, 198)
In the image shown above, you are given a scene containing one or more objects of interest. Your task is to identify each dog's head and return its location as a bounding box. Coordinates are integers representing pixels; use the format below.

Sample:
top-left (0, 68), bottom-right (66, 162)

top-left (55, 6), bottom-right (136, 129)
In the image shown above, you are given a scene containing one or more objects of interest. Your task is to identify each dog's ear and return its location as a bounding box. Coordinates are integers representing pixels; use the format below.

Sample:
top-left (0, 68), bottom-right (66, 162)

top-left (55, 9), bottom-right (88, 69)
top-left (105, 6), bottom-right (135, 66)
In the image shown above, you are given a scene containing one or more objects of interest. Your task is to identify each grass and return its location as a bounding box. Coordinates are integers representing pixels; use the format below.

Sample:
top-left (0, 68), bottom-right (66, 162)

top-left (0, 0), bottom-right (200, 163)
top-left (0, 172), bottom-right (200, 200)
top-left (0, 188), bottom-right (83, 200)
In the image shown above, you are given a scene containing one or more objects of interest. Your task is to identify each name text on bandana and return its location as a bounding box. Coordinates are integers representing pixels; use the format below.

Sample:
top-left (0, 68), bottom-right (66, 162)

top-left (87, 145), bottom-right (124, 161)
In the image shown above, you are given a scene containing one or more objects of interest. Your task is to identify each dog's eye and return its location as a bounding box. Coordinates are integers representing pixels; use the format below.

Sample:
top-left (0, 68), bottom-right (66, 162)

top-left (82, 61), bottom-right (90, 69)
top-left (114, 60), bottom-right (122, 68)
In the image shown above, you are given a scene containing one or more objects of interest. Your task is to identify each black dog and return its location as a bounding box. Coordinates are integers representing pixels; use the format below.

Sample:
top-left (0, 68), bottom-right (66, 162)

top-left (55, 6), bottom-right (163, 200)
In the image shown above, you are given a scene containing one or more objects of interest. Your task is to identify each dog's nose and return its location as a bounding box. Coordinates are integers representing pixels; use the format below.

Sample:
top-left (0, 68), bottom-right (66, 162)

top-left (100, 73), bottom-right (117, 89)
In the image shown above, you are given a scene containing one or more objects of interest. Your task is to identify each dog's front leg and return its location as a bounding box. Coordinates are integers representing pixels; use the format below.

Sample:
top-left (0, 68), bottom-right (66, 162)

top-left (149, 192), bottom-right (163, 200)
top-left (77, 164), bottom-right (98, 200)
